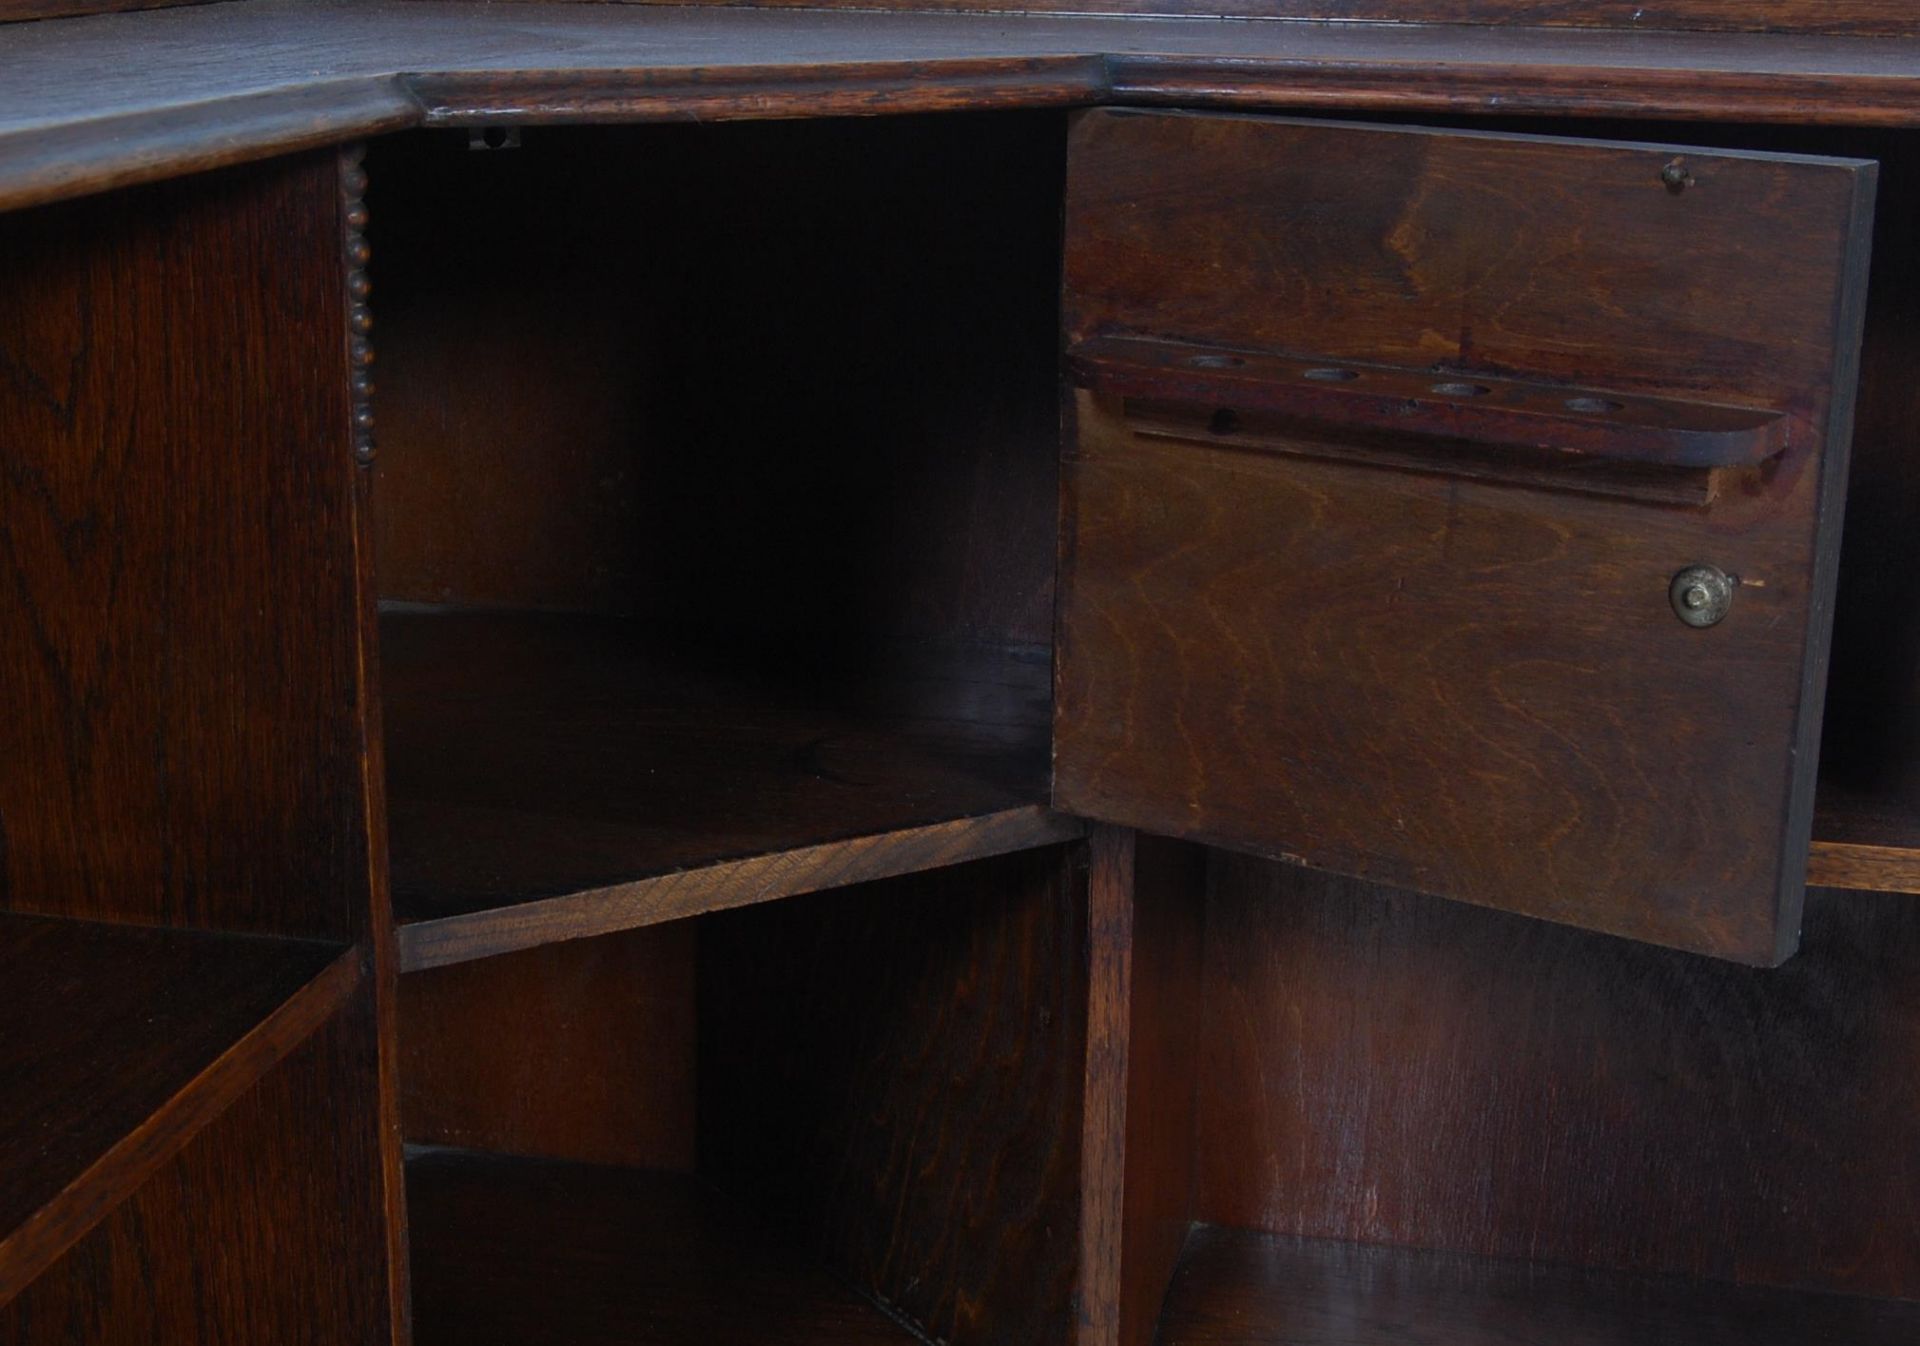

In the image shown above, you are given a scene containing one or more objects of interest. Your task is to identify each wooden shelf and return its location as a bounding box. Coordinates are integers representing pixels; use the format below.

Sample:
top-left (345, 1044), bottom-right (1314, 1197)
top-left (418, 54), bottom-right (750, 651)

top-left (384, 611), bottom-right (1074, 970)
top-left (1810, 773), bottom-right (1920, 893)
top-left (407, 1149), bottom-right (920, 1346)
top-left (1156, 1225), bottom-right (1920, 1345)
top-left (0, 914), bottom-right (358, 1302)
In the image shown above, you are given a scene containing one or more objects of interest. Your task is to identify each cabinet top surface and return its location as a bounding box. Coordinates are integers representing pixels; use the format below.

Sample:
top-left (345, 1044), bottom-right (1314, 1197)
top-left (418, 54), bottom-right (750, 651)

top-left (3, 0), bottom-right (1920, 212)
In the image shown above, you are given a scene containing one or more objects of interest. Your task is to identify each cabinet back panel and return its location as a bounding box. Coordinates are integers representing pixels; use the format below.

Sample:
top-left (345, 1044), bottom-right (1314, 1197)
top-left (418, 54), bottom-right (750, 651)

top-left (1192, 852), bottom-right (1920, 1300)
top-left (700, 847), bottom-right (1087, 1346)
top-left (398, 923), bottom-right (697, 1170)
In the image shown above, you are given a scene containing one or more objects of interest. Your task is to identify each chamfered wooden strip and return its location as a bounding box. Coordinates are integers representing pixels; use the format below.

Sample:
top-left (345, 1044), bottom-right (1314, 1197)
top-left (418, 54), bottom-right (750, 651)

top-left (524, 0), bottom-right (1920, 37)
top-left (406, 1150), bottom-right (921, 1346)
top-left (0, 917), bottom-right (360, 1304)
top-left (1156, 1224), bottom-right (1920, 1346)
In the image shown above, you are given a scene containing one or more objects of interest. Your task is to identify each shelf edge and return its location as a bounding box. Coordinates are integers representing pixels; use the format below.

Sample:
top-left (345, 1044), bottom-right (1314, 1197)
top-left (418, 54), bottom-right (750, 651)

top-left (397, 804), bottom-right (1086, 972)
top-left (0, 944), bottom-right (364, 1305)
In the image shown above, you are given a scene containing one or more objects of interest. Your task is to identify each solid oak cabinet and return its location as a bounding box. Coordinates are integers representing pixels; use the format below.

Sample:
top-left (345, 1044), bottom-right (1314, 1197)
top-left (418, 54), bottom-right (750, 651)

top-left (1057, 109), bottom-right (1877, 965)
top-left (6, 8), bottom-right (1920, 1346)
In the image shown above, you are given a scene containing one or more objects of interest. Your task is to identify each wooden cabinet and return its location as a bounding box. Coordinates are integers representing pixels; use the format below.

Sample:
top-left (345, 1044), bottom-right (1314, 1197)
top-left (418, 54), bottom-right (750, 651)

top-left (8, 13), bottom-right (1920, 1346)
top-left (1056, 109), bottom-right (1878, 964)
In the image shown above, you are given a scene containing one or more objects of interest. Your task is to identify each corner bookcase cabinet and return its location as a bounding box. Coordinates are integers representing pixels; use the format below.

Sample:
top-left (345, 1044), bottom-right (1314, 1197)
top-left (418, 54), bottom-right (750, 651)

top-left (4, 13), bottom-right (1920, 1346)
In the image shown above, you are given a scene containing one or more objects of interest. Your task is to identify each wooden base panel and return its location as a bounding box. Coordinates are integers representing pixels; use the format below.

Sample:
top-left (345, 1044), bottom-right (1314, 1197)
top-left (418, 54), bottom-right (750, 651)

top-left (1156, 1224), bottom-right (1920, 1346)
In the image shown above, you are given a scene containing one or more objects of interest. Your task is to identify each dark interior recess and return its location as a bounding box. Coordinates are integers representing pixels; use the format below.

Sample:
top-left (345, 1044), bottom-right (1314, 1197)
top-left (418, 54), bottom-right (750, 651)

top-left (371, 113), bottom-right (1083, 1345)
top-left (367, 109), bottom-right (1920, 1346)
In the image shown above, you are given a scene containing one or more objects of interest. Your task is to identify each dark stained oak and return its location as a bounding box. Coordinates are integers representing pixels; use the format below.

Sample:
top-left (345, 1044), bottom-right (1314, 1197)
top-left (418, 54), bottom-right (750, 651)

top-left (1155, 1224), bottom-right (1920, 1346)
top-left (1193, 857), bottom-right (1920, 1302)
top-left (2, 1001), bottom-right (394, 1344)
top-left (406, 1150), bottom-right (919, 1346)
top-left (700, 847), bottom-right (1088, 1346)
top-left (7, 4), bottom-right (1920, 213)
top-left (399, 923), bottom-right (698, 1171)
top-left (0, 916), bottom-right (357, 1303)
top-left (1057, 110), bottom-right (1876, 963)
top-left (0, 150), bottom-right (377, 942)
top-left (384, 611), bottom-right (1072, 969)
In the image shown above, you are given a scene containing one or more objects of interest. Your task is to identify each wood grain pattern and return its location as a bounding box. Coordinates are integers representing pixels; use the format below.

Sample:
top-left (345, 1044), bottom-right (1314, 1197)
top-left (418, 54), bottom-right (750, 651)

top-left (7, 6), bottom-right (1920, 214)
top-left (0, 999), bottom-right (393, 1343)
top-left (1193, 854), bottom-right (1920, 1301)
top-left (1057, 111), bottom-right (1876, 962)
top-left (0, 151), bottom-right (375, 940)
top-left (407, 1152), bottom-right (918, 1346)
top-left (399, 923), bottom-right (698, 1170)
top-left (0, 919), bottom-right (357, 1304)
top-left (700, 848), bottom-right (1087, 1346)
top-left (1156, 1223), bottom-right (1920, 1346)
top-left (383, 611), bottom-right (1066, 968)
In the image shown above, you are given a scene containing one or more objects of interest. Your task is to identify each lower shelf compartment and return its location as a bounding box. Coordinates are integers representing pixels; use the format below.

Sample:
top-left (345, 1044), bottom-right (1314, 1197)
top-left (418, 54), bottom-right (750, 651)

top-left (406, 1150), bottom-right (922, 1346)
top-left (1156, 1225), bottom-right (1920, 1346)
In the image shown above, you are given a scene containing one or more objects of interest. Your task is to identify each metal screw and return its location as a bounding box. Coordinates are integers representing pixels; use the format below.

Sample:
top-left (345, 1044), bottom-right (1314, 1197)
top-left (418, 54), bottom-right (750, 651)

top-left (1661, 159), bottom-right (1693, 192)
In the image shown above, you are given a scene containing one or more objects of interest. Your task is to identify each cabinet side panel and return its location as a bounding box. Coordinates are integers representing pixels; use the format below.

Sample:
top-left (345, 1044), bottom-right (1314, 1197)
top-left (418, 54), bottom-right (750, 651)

top-left (0, 152), bottom-right (370, 939)
top-left (1191, 851), bottom-right (1920, 1300)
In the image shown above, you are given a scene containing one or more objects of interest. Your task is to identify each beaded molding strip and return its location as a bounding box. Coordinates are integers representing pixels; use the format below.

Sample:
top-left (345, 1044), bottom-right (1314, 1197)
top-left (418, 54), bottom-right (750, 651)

top-left (341, 146), bottom-right (374, 466)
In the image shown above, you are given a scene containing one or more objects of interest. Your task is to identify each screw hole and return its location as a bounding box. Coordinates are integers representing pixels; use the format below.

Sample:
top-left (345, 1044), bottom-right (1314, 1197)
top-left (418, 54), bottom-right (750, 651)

top-left (1565, 396), bottom-right (1625, 414)
top-left (1187, 354), bottom-right (1245, 370)
top-left (1432, 381), bottom-right (1490, 398)
top-left (1208, 408), bottom-right (1240, 436)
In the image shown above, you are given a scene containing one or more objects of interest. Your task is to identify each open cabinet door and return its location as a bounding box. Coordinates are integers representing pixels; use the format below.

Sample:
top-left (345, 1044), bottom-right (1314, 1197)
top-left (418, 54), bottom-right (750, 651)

top-left (1054, 110), bottom-right (1877, 964)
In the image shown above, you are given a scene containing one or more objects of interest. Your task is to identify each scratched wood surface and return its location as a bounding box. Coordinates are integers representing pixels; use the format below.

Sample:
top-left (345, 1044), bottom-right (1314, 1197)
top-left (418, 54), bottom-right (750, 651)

top-left (1057, 111), bottom-right (1876, 962)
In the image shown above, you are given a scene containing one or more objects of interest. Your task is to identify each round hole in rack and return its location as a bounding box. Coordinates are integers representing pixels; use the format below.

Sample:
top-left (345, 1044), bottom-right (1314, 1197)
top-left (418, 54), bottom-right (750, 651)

top-left (1432, 382), bottom-right (1491, 398)
top-left (1187, 354), bottom-right (1245, 369)
top-left (1565, 396), bottom-right (1625, 414)
top-left (1303, 367), bottom-right (1359, 382)
top-left (1209, 408), bottom-right (1240, 436)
